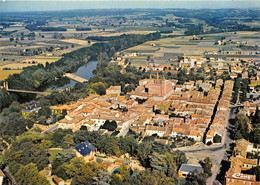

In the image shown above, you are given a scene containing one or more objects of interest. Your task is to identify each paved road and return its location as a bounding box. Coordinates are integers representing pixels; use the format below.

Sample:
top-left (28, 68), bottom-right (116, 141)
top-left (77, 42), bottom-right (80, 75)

top-left (117, 122), bottom-right (130, 137)
top-left (175, 106), bottom-right (241, 185)
top-left (41, 124), bottom-right (58, 134)
top-left (206, 106), bottom-right (241, 185)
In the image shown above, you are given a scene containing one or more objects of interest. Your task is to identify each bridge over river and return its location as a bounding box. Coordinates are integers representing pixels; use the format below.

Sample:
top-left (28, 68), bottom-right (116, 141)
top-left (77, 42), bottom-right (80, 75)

top-left (2, 70), bottom-right (89, 95)
top-left (7, 89), bottom-right (51, 96)
top-left (64, 73), bottom-right (88, 83)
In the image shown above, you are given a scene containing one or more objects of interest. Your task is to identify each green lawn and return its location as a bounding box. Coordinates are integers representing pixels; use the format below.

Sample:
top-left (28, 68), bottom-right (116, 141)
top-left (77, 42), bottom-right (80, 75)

top-left (48, 148), bottom-right (62, 163)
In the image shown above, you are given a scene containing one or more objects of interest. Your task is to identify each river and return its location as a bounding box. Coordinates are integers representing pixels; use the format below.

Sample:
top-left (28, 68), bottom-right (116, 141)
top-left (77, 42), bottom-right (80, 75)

top-left (46, 61), bottom-right (98, 90)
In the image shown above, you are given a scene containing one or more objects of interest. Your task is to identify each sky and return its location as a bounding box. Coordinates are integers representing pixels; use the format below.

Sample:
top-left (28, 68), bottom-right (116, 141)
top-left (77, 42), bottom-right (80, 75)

top-left (3, 0), bottom-right (259, 1)
top-left (0, 0), bottom-right (259, 12)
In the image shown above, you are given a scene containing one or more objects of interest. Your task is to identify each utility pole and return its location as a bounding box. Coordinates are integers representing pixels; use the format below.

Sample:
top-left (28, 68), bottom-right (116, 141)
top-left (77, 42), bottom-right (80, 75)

top-left (99, 48), bottom-right (102, 82)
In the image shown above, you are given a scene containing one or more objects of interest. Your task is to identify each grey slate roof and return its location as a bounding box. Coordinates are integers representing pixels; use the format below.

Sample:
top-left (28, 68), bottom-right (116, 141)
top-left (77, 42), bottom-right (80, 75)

top-left (179, 164), bottom-right (203, 174)
top-left (75, 141), bottom-right (96, 157)
top-left (22, 104), bottom-right (41, 113)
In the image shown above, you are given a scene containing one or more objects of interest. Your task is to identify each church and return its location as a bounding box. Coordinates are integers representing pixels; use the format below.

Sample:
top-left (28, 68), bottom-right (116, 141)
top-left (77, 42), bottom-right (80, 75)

top-left (130, 73), bottom-right (173, 100)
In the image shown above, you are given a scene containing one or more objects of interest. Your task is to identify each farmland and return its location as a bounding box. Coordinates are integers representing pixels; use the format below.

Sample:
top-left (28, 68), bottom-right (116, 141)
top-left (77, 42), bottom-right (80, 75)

top-left (0, 69), bottom-right (22, 81)
top-left (123, 31), bottom-right (260, 67)
top-left (0, 8), bottom-right (259, 79)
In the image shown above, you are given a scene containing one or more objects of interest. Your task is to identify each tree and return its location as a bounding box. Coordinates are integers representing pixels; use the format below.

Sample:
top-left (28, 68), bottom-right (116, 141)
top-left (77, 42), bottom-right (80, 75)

top-left (38, 116), bottom-right (46, 125)
top-left (101, 120), bottom-right (117, 131)
top-left (119, 136), bottom-right (138, 156)
top-left (137, 141), bottom-right (153, 167)
top-left (53, 164), bottom-right (70, 180)
top-left (252, 107), bottom-right (260, 125)
top-left (118, 164), bottom-right (129, 181)
top-left (185, 171), bottom-right (207, 185)
top-left (90, 82), bottom-right (106, 95)
top-left (93, 170), bottom-right (111, 185)
top-left (67, 158), bottom-right (103, 185)
top-left (15, 163), bottom-right (50, 185)
top-left (110, 174), bottom-right (123, 185)
top-left (152, 142), bottom-right (171, 154)
top-left (202, 157), bottom-right (212, 177)
top-left (51, 128), bottom-right (73, 147)
top-left (234, 113), bottom-right (250, 140)
top-left (40, 139), bottom-right (52, 149)
top-left (0, 112), bottom-right (33, 137)
top-left (52, 149), bottom-right (76, 170)
top-left (213, 134), bottom-right (222, 143)
top-left (38, 106), bottom-right (51, 118)
top-left (99, 136), bottom-right (121, 156)
top-left (149, 152), bottom-right (177, 178)
top-left (63, 134), bottom-right (74, 149)
top-left (172, 150), bottom-right (188, 168)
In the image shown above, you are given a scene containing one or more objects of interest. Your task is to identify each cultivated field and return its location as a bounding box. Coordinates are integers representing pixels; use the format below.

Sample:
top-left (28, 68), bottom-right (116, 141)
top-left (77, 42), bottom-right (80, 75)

top-left (0, 56), bottom-right (61, 69)
top-left (123, 31), bottom-right (260, 68)
top-left (60, 39), bottom-right (92, 45)
top-left (0, 56), bottom-right (62, 80)
top-left (0, 70), bottom-right (22, 81)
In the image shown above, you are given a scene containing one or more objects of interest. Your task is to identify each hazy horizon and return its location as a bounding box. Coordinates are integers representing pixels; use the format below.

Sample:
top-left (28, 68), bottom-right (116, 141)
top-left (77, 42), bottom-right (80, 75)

top-left (0, 1), bottom-right (259, 13)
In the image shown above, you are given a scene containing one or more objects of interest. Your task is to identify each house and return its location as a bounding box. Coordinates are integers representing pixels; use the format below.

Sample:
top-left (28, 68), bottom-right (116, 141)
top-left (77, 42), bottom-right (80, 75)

top-left (204, 67), bottom-right (210, 73)
top-left (114, 159), bottom-right (125, 166)
top-left (106, 86), bottom-right (121, 96)
top-left (53, 176), bottom-right (65, 185)
top-left (205, 130), bottom-right (216, 144)
top-left (21, 104), bottom-right (41, 118)
top-left (234, 139), bottom-right (250, 158)
top-left (188, 131), bottom-right (203, 142)
top-left (224, 141), bottom-right (259, 185)
top-left (74, 141), bottom-right (97, 162)
top-left (224, 172), bottom-right (256, 185)
top-left (39, 169), bottom-right (51, 178)
top-left (230, 157), bottom-right (258, 171)
top-left (145, 125), bottom-right (166, 137)
top-left (230, 73), bottom-right (238, 79)
top-left (178, 164), bottom-right (203, 178)
top-left (242, 72), bottom-right (248, 79)
top-left (198, 83), bottom-right (212, 92)
top-left (0, 170), bottom-right (5, 185)
top-left (234, 139), bottom-right (260, 158)
top-left (172, 127), bottom-right (184, 137)
top-left (224, 156), bottom-right (258, 185)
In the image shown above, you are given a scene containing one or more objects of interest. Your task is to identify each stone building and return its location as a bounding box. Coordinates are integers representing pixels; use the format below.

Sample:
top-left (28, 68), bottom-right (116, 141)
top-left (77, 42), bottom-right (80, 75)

top-left (130, 73), bottom-right (173, 100)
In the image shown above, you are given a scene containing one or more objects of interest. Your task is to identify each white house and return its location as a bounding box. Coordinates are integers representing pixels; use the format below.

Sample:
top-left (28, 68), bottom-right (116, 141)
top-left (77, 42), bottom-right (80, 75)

top-left (145, 125), bottom-right (166, 137)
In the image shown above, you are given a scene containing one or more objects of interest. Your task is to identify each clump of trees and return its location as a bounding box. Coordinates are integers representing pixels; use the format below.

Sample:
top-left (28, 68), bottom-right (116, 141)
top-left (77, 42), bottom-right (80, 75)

top-left (15, 163), bottom-right (50, 185)
top-left (37, 27), bottom-right (67, 31)
top-left (213, 134), bottom-right (222, 143)
top-left (101, 120), bottom-right (117, 131)
top-left (0, 125), bottom-right (190, 185)
top-left (233, 109), bottom-right (260, 144)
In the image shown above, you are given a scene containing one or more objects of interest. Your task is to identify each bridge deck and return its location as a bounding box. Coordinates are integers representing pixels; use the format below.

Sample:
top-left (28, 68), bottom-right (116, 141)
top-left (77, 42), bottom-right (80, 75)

top-left (7, 89), bottom-right (51, 95)
top-left (64, 73), bottom-right (88, 83)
